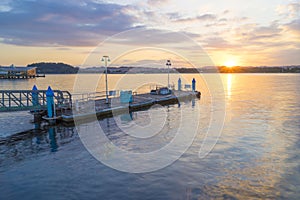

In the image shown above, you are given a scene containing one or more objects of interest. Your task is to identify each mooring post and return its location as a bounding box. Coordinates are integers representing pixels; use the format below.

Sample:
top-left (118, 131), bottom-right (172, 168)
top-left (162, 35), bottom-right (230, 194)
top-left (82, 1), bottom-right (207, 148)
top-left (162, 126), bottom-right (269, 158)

top-left (178, 78), bottom-right (182, 91)
top-left (32, 85), bottom-right (42, 122)
top-left (192, 78), bottom-right (196, 91)
top-left (32, 85), bottom-right (39, 107)
top-left (46, 86), bottom-right (55, 118)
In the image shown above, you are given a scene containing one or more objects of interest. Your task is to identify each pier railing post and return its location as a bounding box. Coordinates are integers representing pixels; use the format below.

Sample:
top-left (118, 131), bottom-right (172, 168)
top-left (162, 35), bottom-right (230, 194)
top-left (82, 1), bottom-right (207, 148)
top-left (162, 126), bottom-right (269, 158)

top-left (32, 85), bottom-right (39, 108)
top-left (46, 86), bottom-right (55, 118)
top-left (32, 85), bottom-right (42, 122)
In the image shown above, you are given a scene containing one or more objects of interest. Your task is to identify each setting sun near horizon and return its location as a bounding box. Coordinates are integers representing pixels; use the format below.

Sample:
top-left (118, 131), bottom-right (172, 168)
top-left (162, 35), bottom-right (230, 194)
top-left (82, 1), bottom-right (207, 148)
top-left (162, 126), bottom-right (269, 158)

top-left (224, 60), bottom-right (237, 68)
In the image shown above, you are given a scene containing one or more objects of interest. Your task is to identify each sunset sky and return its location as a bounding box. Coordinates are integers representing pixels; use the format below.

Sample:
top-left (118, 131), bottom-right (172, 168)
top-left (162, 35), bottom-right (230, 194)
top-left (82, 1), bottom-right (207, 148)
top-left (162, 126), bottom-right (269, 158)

top-left (0, 0), bottom-right (299, 67)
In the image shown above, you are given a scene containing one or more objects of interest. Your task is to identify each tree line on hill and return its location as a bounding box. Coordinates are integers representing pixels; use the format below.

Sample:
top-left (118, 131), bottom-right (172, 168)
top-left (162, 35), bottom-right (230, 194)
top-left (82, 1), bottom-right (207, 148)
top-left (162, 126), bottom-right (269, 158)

top-left (27, 62), bottom-right (79, 74)
top-left (27, 62), bottom-right (300, 74)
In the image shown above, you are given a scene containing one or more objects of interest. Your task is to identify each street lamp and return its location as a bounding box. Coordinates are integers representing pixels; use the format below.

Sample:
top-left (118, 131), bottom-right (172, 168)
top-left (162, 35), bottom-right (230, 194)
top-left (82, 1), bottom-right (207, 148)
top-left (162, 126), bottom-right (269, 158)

top-left (101, 55), bottom-right (110, 104)
top-left (166, 60), bottom-right (171, 89)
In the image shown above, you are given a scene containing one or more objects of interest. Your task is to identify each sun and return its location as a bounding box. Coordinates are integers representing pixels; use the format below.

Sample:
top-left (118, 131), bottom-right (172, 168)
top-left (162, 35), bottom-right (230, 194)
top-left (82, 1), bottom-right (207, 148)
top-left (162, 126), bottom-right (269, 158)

top-left (224, 60), bottom-right (237, 68)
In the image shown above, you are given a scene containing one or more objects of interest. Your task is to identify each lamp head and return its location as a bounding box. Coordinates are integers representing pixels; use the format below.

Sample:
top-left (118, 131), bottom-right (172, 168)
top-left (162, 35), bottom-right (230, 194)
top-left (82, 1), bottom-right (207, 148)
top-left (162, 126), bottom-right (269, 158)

top-left (102, 55), bottom-right (110, 62)
top-left (166, 60), bottom-right (171, 66)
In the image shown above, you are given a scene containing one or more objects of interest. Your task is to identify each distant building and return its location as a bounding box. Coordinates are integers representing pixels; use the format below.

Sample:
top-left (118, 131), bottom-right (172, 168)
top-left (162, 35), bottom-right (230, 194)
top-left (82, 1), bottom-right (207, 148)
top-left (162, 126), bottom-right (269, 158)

top-left (0, 65), bottom-right (38, 79)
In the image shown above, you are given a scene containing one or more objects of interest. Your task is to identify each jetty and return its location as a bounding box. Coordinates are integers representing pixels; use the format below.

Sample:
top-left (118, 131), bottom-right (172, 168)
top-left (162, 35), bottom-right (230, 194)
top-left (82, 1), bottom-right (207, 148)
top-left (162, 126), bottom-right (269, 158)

top-left (62, 89), bottom-right (200, 123)
top-left (0, 79), bottom-right (200, 125)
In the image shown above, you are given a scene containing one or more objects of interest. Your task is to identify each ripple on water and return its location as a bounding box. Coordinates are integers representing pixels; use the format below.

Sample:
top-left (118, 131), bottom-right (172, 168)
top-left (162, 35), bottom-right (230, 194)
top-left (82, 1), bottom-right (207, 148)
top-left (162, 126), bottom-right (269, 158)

top-left (0, 111), bottom-right (34, 137)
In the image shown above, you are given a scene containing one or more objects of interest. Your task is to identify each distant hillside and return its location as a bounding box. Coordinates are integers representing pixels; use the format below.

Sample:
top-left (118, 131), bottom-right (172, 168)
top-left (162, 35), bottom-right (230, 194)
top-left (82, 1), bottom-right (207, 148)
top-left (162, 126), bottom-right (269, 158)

top-left (217, 66), bottom-right (300, 73)
top-left (79, 66), bottom-right (300, 74)
top-left (27, 62), bottom-right (79, 74)
top-left (25, 62), bottom-right (300, 74)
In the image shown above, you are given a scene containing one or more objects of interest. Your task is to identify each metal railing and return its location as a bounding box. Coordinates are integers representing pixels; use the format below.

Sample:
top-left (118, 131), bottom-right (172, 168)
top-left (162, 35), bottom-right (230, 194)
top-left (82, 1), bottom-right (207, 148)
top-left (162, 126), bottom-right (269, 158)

top-left (0, 90), bottom-right (72, 112)
top-left (72, 90), bottom-right (121, 103)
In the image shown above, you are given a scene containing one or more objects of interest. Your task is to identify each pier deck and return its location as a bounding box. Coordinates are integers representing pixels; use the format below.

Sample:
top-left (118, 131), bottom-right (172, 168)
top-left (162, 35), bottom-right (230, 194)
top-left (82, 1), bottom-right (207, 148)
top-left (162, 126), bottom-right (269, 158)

top-left (0, 88), bottom-right (200, 124)
top-left (61, 90), bottom-right (200, 123)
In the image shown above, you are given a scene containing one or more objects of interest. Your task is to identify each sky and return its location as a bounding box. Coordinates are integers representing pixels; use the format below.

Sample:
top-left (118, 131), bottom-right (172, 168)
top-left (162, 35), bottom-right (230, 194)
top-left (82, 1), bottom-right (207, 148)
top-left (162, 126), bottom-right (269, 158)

top-left (0, 0), bottom-right (299, 67)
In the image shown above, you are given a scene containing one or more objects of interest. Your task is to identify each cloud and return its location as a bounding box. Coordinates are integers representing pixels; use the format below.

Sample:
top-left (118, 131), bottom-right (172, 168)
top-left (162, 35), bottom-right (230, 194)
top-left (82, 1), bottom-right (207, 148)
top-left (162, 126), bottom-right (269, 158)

top-left (288, 2), bottom-right (300, 15)
top-left (200, 18), bottom-right (298, 56)
top-left (0, 0), bottom-right (11, 12)
top-left (166, 12), bottom-right (181, 20)
top-left (249, 33), bottom-right (281, 41)
top-left (56, 47), bottom-right (72, 51)
top-left (105, 28), bottom-right (201, 47)
top-left (277, 2), bottom-right (300, 19)
top-left (247, 24), bottom-right (283, 41)
top-left (223, 10), bottom-right (229, 15)
top-left (203, 37), bottom-right (239, 49)
top-left (173, 13), bottom-right (217, 23)
top-left (0, 0), bottom-right (138, 46)
top-left (284, 19), bottom-right (300, 35)
top-left (147, 0), bottom-right (170, 7)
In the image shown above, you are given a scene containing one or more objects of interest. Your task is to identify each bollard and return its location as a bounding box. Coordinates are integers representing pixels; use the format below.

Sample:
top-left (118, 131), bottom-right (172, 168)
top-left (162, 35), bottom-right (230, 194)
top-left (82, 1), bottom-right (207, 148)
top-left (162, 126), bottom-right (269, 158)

top-left (46, 86), bottom-right (56, 118)
top-left (178, 78), bottom-right (182, 91)
top-left (32, 85), bottom-right (39, 108)
top-left (192, 78), bottom-right (196, 91)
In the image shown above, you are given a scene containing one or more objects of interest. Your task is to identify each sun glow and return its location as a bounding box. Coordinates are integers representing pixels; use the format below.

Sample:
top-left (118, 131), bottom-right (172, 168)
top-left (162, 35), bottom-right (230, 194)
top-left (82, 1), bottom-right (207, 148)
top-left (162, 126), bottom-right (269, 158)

top-left (224, 60), bottom-right (237, 68)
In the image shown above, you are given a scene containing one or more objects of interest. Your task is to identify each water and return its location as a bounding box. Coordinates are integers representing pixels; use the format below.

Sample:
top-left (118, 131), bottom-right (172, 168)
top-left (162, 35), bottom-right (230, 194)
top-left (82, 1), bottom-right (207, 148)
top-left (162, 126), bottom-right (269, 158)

top-left (0, 74), bottom-right (299, 199)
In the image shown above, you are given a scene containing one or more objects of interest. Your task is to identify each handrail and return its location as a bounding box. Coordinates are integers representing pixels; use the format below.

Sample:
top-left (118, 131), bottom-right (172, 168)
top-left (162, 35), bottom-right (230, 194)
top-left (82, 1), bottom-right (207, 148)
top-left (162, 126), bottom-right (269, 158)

top-left (0, 90), bottom-right (72, 112)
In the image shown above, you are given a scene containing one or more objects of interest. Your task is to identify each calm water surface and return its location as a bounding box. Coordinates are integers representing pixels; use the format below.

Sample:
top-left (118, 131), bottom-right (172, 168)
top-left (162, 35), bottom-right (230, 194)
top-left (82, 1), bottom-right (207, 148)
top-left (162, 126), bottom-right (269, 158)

top-left (0, 74), bottom-right (299, 199)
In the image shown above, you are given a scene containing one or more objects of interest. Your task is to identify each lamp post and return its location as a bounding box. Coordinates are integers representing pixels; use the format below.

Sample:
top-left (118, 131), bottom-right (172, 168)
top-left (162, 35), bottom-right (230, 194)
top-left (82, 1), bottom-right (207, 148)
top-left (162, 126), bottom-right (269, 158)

top-left (166, 60), bottom-right (171, 89)
top-left (101, 55), bottom-right (110, 104)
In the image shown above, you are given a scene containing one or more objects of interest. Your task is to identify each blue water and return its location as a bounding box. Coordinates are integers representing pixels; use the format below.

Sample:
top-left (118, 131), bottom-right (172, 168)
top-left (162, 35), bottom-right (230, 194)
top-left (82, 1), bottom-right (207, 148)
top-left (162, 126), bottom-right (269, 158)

top-left (0, 74), bottom-right (300, 199)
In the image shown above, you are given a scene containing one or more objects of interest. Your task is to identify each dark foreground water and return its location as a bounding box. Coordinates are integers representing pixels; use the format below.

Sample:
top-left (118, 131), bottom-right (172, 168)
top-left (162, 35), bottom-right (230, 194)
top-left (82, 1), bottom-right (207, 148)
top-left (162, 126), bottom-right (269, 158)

top-left (0, 74), bottom-right (300, 199)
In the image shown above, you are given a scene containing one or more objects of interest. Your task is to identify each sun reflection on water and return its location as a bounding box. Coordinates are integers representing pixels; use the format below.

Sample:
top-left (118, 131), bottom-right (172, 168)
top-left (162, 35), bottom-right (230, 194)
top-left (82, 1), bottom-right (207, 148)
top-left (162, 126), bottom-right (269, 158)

top-left (227, 74), bottom-right (232, 99)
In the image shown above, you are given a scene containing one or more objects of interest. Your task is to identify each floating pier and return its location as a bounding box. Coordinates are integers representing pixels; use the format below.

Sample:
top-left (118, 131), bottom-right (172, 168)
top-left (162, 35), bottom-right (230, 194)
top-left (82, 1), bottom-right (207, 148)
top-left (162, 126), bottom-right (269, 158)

top-left (0, 78), bottom-right (201, 125)
top-left (61, 90), bottom-right (200, 123)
